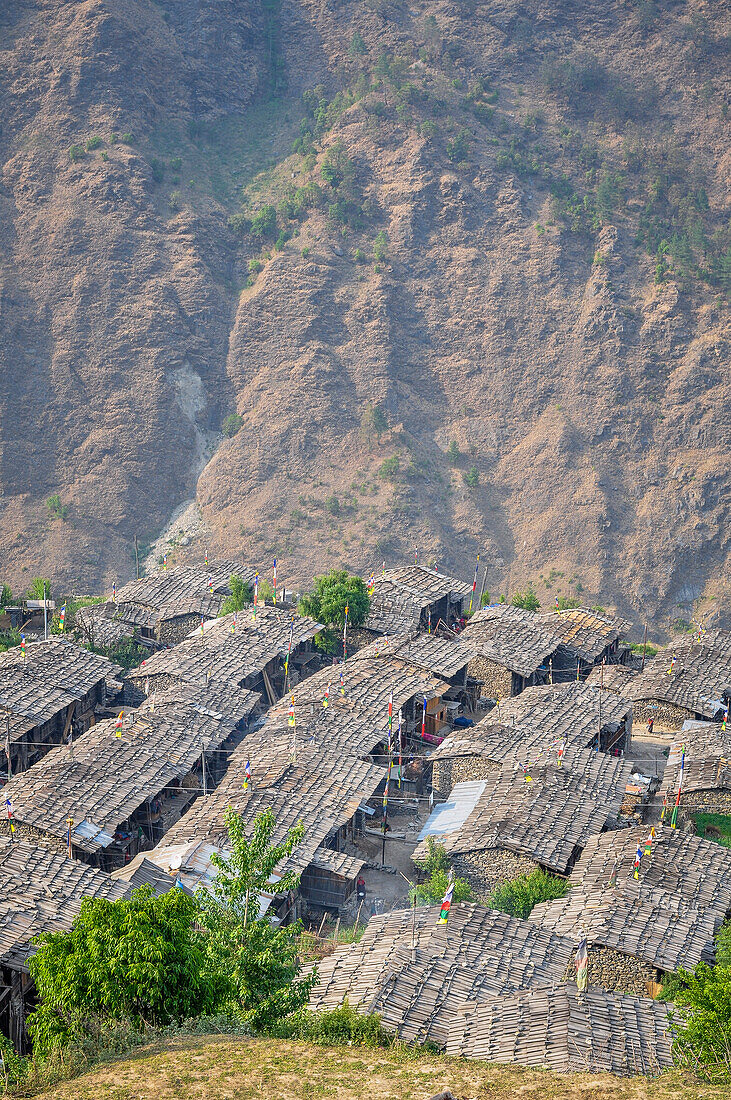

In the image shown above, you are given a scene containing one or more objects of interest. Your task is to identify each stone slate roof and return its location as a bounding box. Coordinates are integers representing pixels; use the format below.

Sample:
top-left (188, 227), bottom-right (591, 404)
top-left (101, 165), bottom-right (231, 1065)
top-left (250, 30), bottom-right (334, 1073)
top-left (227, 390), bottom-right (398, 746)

top-left (364, 566), bottom-right (472, 634)
top-left (659, 725), bottom-right (731, 796)
top-left (414, 748), bottom-right (633, 874)
top-left (0, 639), bottom-right (120, 737)
top-left (628, 630), bottom-right (731, 718)
top-left (116, 561), bottom-right (258, 608)
top-left (539, 607), bottom-right (632, 663)
top-left (2, 687), bottom-right (258, 853)
top-left (496, 682), bottom-right (633, 749)
top-left (585, 663), bottom-right (639, 692)
top-left (445, 985), bottom-right (672, 1075)
top-left (349, 632), bottom-right (476, 680)
top-left (309, 902), bottom-right (575, 1046)
top-left (531, 827), bottom-right (731, 973)
top-left (125, 607), bottom-right (322, 690)
top-left (0, 839), bottom-right (127, 970)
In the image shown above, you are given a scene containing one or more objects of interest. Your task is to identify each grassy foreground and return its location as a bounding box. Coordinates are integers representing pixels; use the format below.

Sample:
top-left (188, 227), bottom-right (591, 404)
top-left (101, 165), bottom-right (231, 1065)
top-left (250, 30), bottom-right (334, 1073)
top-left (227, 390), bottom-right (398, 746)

top-left (33, 1036), bottom-right (726, 1100)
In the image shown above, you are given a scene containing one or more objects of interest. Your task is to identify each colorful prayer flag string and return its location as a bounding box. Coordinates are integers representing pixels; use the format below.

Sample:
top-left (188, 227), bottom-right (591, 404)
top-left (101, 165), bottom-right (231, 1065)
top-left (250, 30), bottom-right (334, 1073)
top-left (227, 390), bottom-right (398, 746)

top-left (575, 937), bottom-right (588, 992)
top-left (670, 743), bottom-right (685, 828)
top-left (273, 558), bottom-right (277, 604)
top-left (115, 711), bottom-right (124, 738)
top-left (5, 798), bottom-right (15, 838)
top-left (468, 554), bottom-right (480, 614)
top-left (243, 759), bottom-right (251, 791)
top-left (437, 874), bottom-right (455, 925)
top-left (58, 604), bottom-right (66, 632)
top-left (421, 696), bottom-right (427, 740)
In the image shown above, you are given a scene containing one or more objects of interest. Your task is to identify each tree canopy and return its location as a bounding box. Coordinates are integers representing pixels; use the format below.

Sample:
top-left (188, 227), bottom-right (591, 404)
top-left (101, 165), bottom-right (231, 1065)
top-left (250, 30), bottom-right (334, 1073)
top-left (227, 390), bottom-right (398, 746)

top-left (220, 573), bottom-right (253, 615)
top-left (298, 569), bottom-right (370, 629)
top-left (662, 920), bottom-right (731, 1081)
top-left (511, 585), bottom-right (540, 612)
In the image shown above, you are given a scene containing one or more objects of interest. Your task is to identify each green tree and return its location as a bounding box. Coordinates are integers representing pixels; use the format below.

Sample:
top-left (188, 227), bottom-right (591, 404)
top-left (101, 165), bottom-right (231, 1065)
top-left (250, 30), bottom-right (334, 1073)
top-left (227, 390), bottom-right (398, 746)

top-left (556, 595), bottom-right (581, 610)
top-left (197, 807), bottom-right (316, 1029)
top-left (480, 590), bottom-right (491, 607)
top-left (27, 577), bottom-right (52, 601)
top-left (0, 584), bottom-right (12, 608)
top-left (373, 230), bottom-right (388, 263)
top-left (413, 840), bottom-right (472, 906)
top-left (447, 440), bottom-right (460, 464)
top-left (360, 402), bottom-right (388, 445)
top-left (250, 204), bottom-right (277, 239)
top-left (46, 494), bottom-right (68, 520)
top-left (28, 886), bottom-right (218, 1054)
top-left (298, 569), bottom-right (370, 629)
top-left (662, 921), bottom-right (731, 1080)
top-left (222, 413), bottom-right (243, 437)
top-left (511, 585), bottom-right (540, 612)
top-left (220, 574), bottom-right (253, 615)
top-left (349, 30), bottom-right (367, 57)
top-left (487, 869), bottom-right (568, 918)
top-left (463, 465), bottom-right (479, 488)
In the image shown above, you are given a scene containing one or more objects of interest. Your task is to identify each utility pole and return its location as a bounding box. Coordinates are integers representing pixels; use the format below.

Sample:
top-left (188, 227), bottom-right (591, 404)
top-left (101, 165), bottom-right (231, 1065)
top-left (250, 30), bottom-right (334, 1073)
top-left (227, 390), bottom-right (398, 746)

top-left (43, 580), bottom-right (48, 641)
top-left (597, 661), bottom-right (604, 753)
top-left (201, 741), bottom-right (208, 796)
top-left (477, 562), bottom-right (488, 609)
top-left (641, 624), bottom-right (648, 670)
top-left (134, 535), bottom-right (140, 580)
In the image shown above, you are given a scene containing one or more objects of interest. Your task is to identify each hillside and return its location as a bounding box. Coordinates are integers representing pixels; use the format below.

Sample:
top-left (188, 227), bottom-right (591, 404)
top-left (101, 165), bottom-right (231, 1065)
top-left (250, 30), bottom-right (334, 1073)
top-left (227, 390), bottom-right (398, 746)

top-left (0, 0), bottom-right (729, 629)
top-left (31, 1035), bottom-right (728, 1100)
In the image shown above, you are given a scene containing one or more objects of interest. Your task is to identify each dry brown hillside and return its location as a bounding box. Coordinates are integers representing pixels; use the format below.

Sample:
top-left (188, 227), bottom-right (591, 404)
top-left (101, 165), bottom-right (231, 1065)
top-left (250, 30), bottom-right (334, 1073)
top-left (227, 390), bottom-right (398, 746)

top-left (0, 0), bottom-right (729, 630)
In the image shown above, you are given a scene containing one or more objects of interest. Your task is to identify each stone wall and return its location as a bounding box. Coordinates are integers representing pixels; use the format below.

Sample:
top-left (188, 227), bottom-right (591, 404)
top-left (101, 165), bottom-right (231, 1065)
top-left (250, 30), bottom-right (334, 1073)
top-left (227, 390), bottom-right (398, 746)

top-left (632, 699), bottom-right (695, 731)
top-left (157, 614), bottom-right (204, 645)
top-left (452, 847), bottom-right (539, 901)
top-left (124, 672), bottom-right (180, 706)
top-left (563, 945), bottom-right (659, 997)
top-left (677, 790), bottom-right (731, 820)
top-left (467, 656), bottom-right (514, 699)
top-left (431, 756), bottom-right (501, 798)
top-left (0, 820), bottom-right (67, 857)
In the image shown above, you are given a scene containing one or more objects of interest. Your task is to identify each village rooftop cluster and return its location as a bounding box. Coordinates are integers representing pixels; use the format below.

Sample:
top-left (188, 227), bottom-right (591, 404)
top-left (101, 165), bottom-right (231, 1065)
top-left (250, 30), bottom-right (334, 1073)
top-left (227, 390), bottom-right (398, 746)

top-left (0, 560), bottom-right (730, 1074)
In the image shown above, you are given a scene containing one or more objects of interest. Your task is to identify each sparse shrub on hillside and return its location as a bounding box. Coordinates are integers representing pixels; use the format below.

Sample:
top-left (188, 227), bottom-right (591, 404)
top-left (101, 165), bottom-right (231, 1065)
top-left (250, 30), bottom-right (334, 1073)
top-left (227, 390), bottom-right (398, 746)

top-left (250, 204), bottom-right (277, 240)
top-left (0, 584), bottom-right (12, 608)
top-left (228, 212), bottom-right (251, 236)
top-left (419, 119), bottom-right (438, 141)
top-left (488, 869), bottom-right (569, 918)
top-left (447, 440), bottom-right (460, 464)
top-left (446, 127), bottom-right (471, 163)
top-left (325, 495), bottom-right (340, 516)
top-left (360, 401), bottom-right (388, 445)
top-left (170, 156), bottom-right (182, 171)
top-left (150, 157), bottom-right (165, 184)
top-left (68, 145), bottom-right (85, 162)
top-left (556, 595), bottom-right (582, 610)
top-left (301, 246), bottom-right (311, 258)
top-left (110, 132), bottom-right (119, 144)
top-left (46, 494), bottom-right (68, 521)
top-left (86, 135), bottom-right (103, 151)
top-left (168, 190), bottom-right (181, 211)
top-left (463, 465), bottom-right (479, 488)
top-left (511, 585), bottom-right (540, 612)
top-left (247, 259), bottom-right (263, 277)
top-left (354, 247), bottom-right (366, 263)
top-left (373, 230), bottom-right (388, 263)
top-left (222, 413), bottom-right (244, 437)
top-left (120, 132), bottom-right (134, 144)
top-left (379, 454), bottom-right (400, 479)
top-left (349, 30), bottom-right (367, 57)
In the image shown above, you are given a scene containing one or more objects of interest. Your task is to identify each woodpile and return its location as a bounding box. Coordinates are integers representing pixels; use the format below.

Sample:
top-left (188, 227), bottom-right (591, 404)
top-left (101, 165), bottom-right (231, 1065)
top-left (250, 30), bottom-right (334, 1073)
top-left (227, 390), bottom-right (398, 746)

top-left (561, 945), bottom-right (657, 998)
top-left (467, 656), bottom-right (513, 699)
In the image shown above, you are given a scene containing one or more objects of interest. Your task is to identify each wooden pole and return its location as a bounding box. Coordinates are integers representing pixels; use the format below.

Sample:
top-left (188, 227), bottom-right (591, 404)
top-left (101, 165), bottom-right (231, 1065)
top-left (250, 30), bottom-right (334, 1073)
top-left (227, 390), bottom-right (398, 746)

top-left (477, 563), bottom-right (487, 609)
top-left (641, 624), bottom-right (648, 670)
top-left (134, 535), bottom-right (140, 580)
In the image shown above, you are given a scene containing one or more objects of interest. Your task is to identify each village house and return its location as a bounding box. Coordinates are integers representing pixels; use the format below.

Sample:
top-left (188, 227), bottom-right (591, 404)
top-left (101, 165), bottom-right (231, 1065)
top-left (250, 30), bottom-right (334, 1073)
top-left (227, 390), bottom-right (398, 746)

top-left (309, 901), bottom-right (574, 1047)
top-left (496, 681), bottom-right (634, 755)
top-left (531, 827), bottom-right (731, 997)
top-left (460, 606), bottom-right (559, 700)
top-left (628, 629), bottom-right (731, 731)
top-left (658, 722), bottom-right (731, 822)
top-left (0, 685), bottom-right (259, 870)
top-left (0, 639), bottom-right (120, 777)
top-left (538, 606), bottom-right (633, 678)
top-left (0, 840), bottom-right (128, 1048)
top-left (76, 560), bottom-right (259, 650)
top-left (361, 565), bottom-right (473, 637)
top-left (414, 746), bottom-right (634, 896)
top-left (123, 605), bottom-right (323, 707)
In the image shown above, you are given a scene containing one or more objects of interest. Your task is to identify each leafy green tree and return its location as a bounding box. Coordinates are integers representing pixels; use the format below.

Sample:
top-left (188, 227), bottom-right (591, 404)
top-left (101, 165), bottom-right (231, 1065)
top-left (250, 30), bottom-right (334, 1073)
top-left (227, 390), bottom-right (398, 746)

top-left (463, 465), bottom-right (479, 487)
top-left (447, 440), bottom-right (460, 464)
top-left (511, 585), bottom-right (540, 612)
top-left (413, 839), bottom-right (472, 906)
top-left (250, 204), bottom-right (277, 239)
top-left (348, 30), bottom-right (367, 57)
top-left (487, 869), bottom-right (568, 918)
top-left (0, 584), bottom-right (12, 608)
top-left (222, 413), bottom-right (243, 437)
top-left (662, 921), bottom-right (731, 1080)
top-left (360, 402), bottom-right (388, 446)
top-left (298, 569), bottom-right (370, 629)
top-left (197, 807), bottom-right (316, 1029)
top-left (480, 590), bottom-right (491, 607)
top-left (220, 574), bottom-right (253, 615)
top-left (27, 577), bottom-right (52, 600)
top-left (556, 595), bottom-right (581, 610)
top-left (373, 230), bottom-right (388, 263)
top-left (28, 887), bottom-right (218, 1054)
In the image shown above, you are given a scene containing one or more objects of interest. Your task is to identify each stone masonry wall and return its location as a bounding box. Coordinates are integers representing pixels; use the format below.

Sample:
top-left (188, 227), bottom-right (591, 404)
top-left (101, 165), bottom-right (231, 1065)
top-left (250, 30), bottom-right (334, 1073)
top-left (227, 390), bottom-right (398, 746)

top-left (431, 756), bottom-right (501, 798)
top-left (0, 820), bottom-right (67, 857)
top-left (453, 848), bottom-right (539, 902)
top-left (467, 657), bottom-right (514, 699)
top-left (633, 699), bottom-right (695, 731)
top-left (563, 945), bottom-right (659, 998)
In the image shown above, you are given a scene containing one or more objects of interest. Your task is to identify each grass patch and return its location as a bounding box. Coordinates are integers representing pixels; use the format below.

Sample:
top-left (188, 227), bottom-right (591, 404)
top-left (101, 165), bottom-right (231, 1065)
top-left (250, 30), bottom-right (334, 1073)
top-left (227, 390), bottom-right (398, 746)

top-left (694, 813), bottom-right (731, 849)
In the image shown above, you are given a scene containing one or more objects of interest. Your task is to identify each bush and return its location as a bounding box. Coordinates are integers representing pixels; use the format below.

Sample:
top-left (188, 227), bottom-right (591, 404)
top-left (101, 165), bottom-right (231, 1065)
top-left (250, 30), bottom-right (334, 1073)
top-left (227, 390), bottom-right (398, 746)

top-left (247, 259), bottom-right (263, 275)
top-left (360, 402), bottom-right (388, 444)
top-left (556, 595), bottom-right (581, 610)
top-left (269, 1003), bottom-right (392, 1047)
top-left (228, 212), bottom-right (251, 236)
top-left (46, 494), bottom-right (68, 520)
top-left (349, 31), bottom-right (367, 58)
top-left (487, 869), bottom-right (569, 918)
top-left (662, 921), bottom-right (731, 1081)
top-left (222, 413), bottom-right (243, 437)
top-left (379, 454), bottom-right (400, 479)
top-left (219, 574), bottom-right (253, 615)
top-left (68, 145), bottom-right (85, 162)
top-left (170, 156), bottom-right (182, 171)
top-left (462, 465), bottom-right (479, 487)
top-left (250, 204), bottom-right (277, 239)
top-left (354, 247), bottom-right (366, 263)
top-left (413, 839), bottom-right (472, 906)
top-left (86, 135), bottom-right (103, 151)
top-left (480, 590), bottom-right (491, 607)
top-left (447, 440), bottom-right (460, 464)
top-left (120, 132), bottom-right (134, 144)
top-left (301, 246), bottom-right (311, 258)
top-left (0, 583), bottom-right (12, 608)
top-left (511, 585), bottom-right (540, 612)
top-left (373, 230), bottom-right (388, 263)
top-left (446, 128), bottom-right (471, 163)
top-left (325, 495), bottom-right (340, 515)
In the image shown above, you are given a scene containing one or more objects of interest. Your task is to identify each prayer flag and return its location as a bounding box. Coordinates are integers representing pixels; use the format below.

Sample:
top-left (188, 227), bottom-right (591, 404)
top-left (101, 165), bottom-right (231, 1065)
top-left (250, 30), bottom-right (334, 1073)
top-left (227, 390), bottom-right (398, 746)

top-left (368, 572), bottom-right (375, 595)
top-left (557, 738), bottom-right (566, 767)
top-left (243, 759), bottom-right (251, 791)
top-left (66, 816), bottom-right (73, 858)
top-left (723, 705), bottom-right (728, 733)
top-left (112, 581), bottom-right (116, 602)
top-left (671, 744), bottom-right (685, 828)
top-left (382, 561), bottom-right (385, 577)
top-left (421, 695), bottom-right (427, 739)
top-left (468, 554), bottom-right (480, 614)
top-left (322, 682), bottom-right (330, 708)
top-left (633, 841), bottom-right (642, 879)
top-left (200, 616), bottom-right (205, 635)
top-left (388, 690), bottom-right (393, 746)
top-left (575, 938), bottom-right (588, 992)
top-left (555, 594), bottom-right (560, 610)
top-left (20, 634), bottom-right (26, 659)
top-left (288, 695), bottom-right (296, 727)
top-left (414, 548), bottom-right (418, 565)
top-left (667, 654), bottom-right (677, 676)
top-left (273, 558), bottom-right (277, 603)
top-left (644, 826), bottom-right (656, 856)
top-left (343, 603), bottom-right (348, 661)
top-left (58, 604), bottom-right (66, 632)
top-left (437, 875), bottom-right (455, 924)
top-left (208, 574), bottom-right (213, 594)
top-left (339, 669), bottom-right (345, 696)
top-left (427, 608), bottom-right (431, 634)
top-left (163, 553), bottom-right (168, 569)
top-left (397, 708), bottom-right (403, 787)
top-left (115, 711), bottom-right (124, 738)
top-left (5, 798), bottom-right (14, 836)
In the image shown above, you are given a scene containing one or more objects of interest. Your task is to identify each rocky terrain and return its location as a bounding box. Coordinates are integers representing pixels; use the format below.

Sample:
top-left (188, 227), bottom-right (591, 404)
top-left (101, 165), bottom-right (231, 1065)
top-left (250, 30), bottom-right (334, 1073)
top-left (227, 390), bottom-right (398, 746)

top-left (0, 0), bottom-right (729, 631)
